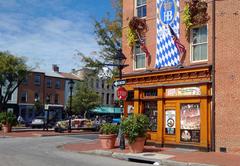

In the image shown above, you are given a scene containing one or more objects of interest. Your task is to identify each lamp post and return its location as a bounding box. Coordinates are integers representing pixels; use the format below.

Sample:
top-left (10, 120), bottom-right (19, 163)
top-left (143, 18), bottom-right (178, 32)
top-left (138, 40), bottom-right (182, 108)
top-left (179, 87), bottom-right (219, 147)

top-left (102, 48), bottom-right (128, 150)
top-left (68, 79), bottom-right (75, 133)
top-left (116, 49), bottom-right (127, 150)
top-left (45, 96), bottom-right (50, 131)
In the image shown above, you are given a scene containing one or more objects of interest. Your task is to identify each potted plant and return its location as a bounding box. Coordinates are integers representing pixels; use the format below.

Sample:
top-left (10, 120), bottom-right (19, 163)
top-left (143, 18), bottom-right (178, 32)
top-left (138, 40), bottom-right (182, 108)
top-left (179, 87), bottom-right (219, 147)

top-left (99, 123), bottom-right (119, 149)
top-left (0, 112), bottom-right (17, 133)
top-left (121, 114), bottom-right (149, 153)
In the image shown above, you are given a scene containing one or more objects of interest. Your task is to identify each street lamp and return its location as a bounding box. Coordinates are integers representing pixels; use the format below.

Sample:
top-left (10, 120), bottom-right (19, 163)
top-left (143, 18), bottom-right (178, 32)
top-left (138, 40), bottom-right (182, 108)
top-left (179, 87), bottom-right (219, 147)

top-left (104, 48), bottom-right (128, 150)
top-left (68, 79), bottom-right (75, 133)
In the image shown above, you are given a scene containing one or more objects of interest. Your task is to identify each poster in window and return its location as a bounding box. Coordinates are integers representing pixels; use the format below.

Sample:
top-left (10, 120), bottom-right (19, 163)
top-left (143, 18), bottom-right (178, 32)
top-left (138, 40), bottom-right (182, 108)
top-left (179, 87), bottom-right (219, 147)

top-left (165, 110), bottom-right (176, 135)
top-left (127, 105), bottom-right (134, 114)
top-left (180, 104), bottom-right (200, 142)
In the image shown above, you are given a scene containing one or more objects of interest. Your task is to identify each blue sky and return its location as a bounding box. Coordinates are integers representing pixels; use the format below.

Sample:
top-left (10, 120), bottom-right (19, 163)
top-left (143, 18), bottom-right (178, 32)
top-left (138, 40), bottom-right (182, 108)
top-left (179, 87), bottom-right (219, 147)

top-left (0, 0), bottom-right (114, 72)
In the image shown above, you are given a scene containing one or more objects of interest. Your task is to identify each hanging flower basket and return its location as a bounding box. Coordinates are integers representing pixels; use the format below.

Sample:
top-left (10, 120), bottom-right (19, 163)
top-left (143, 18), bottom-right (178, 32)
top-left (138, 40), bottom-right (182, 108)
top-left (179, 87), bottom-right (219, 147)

top-left (126, 17), bottom-right (148, 51)
top-left (183, 0), bottom-right (209, 41)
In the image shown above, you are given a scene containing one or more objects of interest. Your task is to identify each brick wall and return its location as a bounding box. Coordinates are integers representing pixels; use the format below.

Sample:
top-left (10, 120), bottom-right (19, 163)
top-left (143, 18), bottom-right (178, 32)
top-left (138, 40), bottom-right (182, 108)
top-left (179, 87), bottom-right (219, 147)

top-left (215, 0), bottom-right (240, 152)
top-left (122, 0), bottom-right (240, 152)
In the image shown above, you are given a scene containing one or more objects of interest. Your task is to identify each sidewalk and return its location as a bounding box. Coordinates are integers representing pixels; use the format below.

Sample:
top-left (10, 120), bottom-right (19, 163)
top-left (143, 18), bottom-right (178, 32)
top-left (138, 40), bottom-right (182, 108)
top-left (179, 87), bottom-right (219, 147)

top-left (62, 139), bottom-right (240, 166)
top-left (0, 129), bottom-right (98, 138)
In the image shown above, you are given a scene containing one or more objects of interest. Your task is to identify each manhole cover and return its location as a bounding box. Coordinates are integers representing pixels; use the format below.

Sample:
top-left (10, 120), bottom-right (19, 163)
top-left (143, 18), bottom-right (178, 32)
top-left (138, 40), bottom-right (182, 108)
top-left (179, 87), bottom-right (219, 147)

top-left (143, 153), bottom-right (156, 156)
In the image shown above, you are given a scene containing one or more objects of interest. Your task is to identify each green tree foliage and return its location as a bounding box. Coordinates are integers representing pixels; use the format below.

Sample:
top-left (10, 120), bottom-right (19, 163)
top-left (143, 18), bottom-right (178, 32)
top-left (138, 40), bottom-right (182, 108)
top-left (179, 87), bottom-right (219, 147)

top-left (80, 0), bottom-right (122, 69)
top-left (71, 81), bottom-right (100, 118)
top-left (0, 51), bottom-right (28, 112)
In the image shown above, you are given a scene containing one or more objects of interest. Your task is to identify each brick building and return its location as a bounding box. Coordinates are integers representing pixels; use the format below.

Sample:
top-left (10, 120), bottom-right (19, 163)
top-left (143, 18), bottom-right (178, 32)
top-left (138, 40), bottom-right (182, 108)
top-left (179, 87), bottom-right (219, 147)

top-left (18, 68), bottom-right (65, 123)
top-left (121, 0), bottom-right (240, 152)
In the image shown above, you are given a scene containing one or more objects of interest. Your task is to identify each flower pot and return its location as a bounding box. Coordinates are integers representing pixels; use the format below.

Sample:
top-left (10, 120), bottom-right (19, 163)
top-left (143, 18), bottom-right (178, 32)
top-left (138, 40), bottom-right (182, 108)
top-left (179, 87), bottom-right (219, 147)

top-left (99, 134), bottom-right (117, 149)
top-left (3, 124), bottom-right (11, 133)
top-left (128, 137), bottom-right (145, 153)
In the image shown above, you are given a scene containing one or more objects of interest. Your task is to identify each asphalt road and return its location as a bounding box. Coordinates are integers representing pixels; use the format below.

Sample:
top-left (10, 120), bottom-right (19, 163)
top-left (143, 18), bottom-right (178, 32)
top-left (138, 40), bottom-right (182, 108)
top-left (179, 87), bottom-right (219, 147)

top-left (0, 135), bottom-right (149, 166)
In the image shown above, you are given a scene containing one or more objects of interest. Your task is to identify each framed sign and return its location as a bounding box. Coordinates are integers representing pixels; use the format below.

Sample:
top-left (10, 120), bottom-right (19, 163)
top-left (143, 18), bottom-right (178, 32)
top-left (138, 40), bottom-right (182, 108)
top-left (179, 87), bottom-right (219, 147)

top-left (165, 110), bottom-right (176, 135)
top-left (180, 103), bottom-right (200, 142)
top-left (166, 87), bottom-right (201, 97)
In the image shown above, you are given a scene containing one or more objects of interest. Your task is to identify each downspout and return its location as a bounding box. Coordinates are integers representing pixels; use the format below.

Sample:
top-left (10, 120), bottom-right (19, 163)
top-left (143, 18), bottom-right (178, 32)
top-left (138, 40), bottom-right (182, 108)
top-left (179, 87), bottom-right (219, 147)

top-left (211, 0), bottom-right (216, 152)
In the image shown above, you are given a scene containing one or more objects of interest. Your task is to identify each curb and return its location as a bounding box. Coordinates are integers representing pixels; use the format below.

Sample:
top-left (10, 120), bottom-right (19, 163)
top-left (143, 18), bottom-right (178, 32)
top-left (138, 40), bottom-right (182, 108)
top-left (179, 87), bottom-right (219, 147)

top-left (80, 150), bottom-right (217, 166)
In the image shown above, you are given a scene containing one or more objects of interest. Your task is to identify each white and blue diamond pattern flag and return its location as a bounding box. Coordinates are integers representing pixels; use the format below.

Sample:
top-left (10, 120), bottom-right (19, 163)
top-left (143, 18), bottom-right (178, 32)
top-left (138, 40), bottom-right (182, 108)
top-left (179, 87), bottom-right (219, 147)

top-left (156, 0), bottom-right (180, 68)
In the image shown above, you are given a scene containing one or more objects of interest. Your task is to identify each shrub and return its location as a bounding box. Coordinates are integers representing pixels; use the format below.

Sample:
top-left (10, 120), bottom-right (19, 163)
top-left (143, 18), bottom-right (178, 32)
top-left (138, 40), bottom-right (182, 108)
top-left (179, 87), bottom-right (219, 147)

top-left (121, 114), bottom-right (149, 144)
top-left (100, 123), bottom-right (119, 135)
top-left (0, 112), bottom-right (17, 126)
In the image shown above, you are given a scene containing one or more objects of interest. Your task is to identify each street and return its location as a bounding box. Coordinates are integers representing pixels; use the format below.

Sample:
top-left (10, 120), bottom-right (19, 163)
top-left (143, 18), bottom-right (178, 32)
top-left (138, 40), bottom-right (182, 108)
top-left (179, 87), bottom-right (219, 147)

top-left (0, 135), bottom-right (149, 166)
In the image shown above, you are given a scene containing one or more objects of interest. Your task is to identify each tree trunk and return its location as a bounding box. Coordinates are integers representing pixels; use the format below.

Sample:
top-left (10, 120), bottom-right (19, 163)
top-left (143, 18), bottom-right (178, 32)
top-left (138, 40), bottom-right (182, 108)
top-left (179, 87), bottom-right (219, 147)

top-left (84, 111), bottom-right (87, 119)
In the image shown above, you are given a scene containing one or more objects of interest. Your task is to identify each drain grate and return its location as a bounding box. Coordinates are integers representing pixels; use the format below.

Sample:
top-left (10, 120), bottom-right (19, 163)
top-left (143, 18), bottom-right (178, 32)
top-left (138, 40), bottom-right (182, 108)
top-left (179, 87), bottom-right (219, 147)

top-left (143, 153), bottom-right (156, 156)
top-left (128, 158), bottom-right (155, 165)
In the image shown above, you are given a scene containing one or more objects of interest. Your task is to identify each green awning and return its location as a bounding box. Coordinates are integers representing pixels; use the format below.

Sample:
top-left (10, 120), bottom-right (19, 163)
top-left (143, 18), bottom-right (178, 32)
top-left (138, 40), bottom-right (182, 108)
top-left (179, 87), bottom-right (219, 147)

top-left (91, 106), bottom-right (121, 114)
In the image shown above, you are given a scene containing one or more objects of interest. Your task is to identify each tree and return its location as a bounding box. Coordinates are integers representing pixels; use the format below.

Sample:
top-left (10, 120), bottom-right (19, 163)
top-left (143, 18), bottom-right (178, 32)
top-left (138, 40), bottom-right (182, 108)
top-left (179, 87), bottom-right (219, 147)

top-left (80, 0), bottom-right (122, 71)
top-left (71, 81), bottom-right (100, 118)
top-left (0, 51), bottom-right (28, 112)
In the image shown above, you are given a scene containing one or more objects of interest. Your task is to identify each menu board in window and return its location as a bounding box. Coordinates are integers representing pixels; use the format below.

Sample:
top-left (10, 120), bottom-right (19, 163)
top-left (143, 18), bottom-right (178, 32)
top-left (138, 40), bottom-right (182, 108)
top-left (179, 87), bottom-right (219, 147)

top-left (180, 103), bottom-right (200, 142)
top-left (165, 110), bottom-right (176, 135)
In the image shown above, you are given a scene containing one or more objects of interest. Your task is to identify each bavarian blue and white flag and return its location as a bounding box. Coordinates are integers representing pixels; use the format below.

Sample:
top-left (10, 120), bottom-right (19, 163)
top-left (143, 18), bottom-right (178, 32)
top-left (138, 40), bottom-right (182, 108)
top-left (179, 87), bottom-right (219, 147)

top-left (156, 0), bottom-right (180, 68)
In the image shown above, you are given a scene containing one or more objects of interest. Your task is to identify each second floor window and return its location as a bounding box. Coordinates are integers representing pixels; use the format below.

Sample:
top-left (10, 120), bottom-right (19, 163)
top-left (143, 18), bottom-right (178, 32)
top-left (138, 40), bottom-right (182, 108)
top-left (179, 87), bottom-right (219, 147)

top-left (34, 74), bottom-right (41, 86)
top-left (96, 79), bottom-right (99, 89)
top-left (47, 79), bottom-right (52, 88)
top-left (21, 91), bottom-right (27, 103)
top-left (136, 0), bottom-right (146, 18)
top-left (54, 94), bottom-right (59, 104)
top-left (134, 42), bottom-right (146, 69)
top-left (34, 92), bottom-right (39, 101)
top-left (46, 94), bottom-right (51, 104)
top-left (106, 93), bottom-right (109, 105)
top-left (191, 26), bottom-right (208, 62)
top-left (55, 79), bottom-right (61, 89)
top-left (101, 80), bottom-right (105, 89)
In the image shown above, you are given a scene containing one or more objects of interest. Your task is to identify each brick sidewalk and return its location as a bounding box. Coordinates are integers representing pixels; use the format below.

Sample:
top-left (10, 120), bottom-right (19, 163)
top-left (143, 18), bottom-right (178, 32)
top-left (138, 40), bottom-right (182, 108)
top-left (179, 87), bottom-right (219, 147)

top-left (62, 139), bottom-right (240, 166)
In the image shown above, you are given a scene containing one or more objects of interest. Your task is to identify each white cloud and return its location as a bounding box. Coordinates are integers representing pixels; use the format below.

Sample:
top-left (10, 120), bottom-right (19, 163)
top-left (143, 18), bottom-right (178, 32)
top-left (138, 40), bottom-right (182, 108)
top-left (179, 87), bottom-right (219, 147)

top-left (0, 1), bottom-right (100, 72)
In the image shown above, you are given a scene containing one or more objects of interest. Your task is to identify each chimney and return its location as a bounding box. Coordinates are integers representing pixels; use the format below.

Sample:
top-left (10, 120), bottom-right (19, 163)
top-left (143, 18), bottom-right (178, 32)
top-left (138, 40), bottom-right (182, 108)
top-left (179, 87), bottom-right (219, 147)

top-left (52, 64), bottom-right (59, 72)
top-left (71, 69), bottom-right (76, 73)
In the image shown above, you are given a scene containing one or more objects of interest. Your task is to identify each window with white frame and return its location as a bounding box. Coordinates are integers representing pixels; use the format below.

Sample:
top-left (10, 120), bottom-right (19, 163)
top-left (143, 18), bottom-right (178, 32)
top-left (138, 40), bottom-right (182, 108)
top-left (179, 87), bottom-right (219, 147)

top-left (134, 42), bottom-right (146, 69)
top-left (191, 26), bottom-right (208, 62)
top-left (136, 0), bottom-right (146, 18)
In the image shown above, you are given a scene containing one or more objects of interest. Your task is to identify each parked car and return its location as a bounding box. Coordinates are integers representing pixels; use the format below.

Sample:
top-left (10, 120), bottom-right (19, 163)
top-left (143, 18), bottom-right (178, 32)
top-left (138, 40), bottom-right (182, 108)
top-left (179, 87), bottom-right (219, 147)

top-left (31, 116), bottom-right (45, 128)
top-left (31, 116), bottom-right (55, 128)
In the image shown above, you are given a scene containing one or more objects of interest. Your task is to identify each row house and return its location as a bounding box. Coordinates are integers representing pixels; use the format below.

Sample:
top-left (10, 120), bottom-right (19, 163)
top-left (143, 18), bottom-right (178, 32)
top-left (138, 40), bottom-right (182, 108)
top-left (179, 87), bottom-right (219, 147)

top-left (18, 68), bottom-right (66, 123)
top-left (121, 0), bottom-right (240, 152)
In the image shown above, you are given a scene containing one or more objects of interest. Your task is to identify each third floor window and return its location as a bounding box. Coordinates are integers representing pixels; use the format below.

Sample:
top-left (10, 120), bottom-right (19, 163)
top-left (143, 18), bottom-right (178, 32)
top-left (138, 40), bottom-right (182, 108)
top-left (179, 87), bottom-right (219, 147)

top-left (55, 79), bottom-right (61, 89)
top-left (136, 0), bottom-right (146, 18)
top-left (47, 79), bottom-right (52, 88)
top-left (34, 74), bottom-right (41, 86)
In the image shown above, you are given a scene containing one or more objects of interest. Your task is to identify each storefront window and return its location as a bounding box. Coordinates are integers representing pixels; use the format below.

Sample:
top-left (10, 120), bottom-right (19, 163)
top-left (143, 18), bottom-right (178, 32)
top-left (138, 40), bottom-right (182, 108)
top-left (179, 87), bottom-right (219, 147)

top-left (165, 110), bottom-right (176, 135)
top-left (144, 101), bottom-right (157, 132)
top-left (180, 103), bottom-right (200, 142)
top-left (144, 89), bottom-right (157, 97)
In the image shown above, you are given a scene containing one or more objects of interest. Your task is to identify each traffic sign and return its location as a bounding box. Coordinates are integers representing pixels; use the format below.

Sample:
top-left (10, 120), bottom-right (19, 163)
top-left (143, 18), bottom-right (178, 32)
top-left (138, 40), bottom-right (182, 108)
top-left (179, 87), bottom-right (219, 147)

top-left (117, 87), bottom-right (128, 100)
top-left (113, 80), bottom-right (126, 87)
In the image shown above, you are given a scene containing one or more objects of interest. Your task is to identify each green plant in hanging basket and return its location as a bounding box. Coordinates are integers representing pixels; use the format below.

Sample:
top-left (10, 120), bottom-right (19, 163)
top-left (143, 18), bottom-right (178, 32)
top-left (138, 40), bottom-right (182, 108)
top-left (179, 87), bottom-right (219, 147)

top-left (183, 4), bottom-right (193, 40)
top-left (127, 28), bottom-right (138, 48)
top-left (182, 0), bottom-right (209, 41)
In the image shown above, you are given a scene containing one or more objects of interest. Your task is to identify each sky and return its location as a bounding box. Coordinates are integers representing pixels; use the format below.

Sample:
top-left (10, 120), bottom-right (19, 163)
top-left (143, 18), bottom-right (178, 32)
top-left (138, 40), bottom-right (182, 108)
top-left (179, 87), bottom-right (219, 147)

top-left (0, 0), bottom-right (114, 72)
